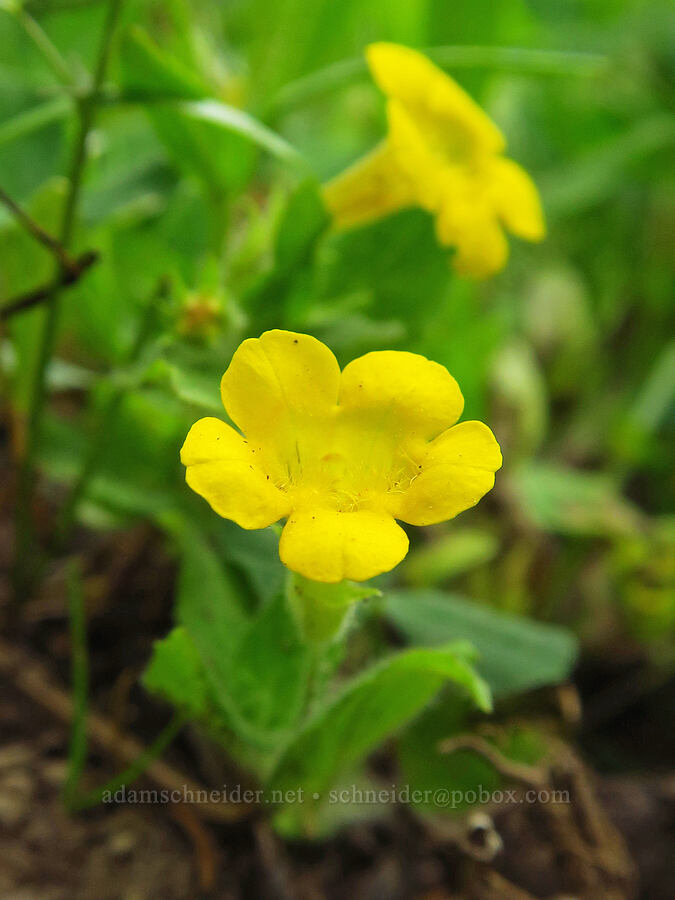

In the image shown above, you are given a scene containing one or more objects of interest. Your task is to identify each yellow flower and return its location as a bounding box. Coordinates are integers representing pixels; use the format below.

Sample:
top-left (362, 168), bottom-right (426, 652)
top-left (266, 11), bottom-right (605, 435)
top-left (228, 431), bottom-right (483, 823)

top-left (181, 330), bottom-right (502, 583)
top-left (323, 43), bottom-right (545, 278)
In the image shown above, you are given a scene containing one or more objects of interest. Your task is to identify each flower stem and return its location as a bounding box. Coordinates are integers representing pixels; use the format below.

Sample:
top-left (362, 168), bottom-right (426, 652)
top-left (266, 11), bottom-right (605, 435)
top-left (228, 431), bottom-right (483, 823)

top-left (15, 7), bottom-right (75, 87)
top-left (13, 0), bottom-right (123, 600)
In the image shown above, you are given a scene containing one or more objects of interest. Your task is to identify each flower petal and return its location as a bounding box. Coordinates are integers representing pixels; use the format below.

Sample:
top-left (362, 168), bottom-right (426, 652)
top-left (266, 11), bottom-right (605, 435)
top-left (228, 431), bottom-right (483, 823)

top-left (220, 329), bottom-right (341, 476)
top-left (488, 157), bottom-right (546, 242)
top-left (396, 421), bottom-right (502, 526)
top-left (366, 43), bottom-right (505, 154)
top-left (339, 350), bottom-right (464, 441)
top-left (181, 417), bottom-right (291, 529)
top-left (435, 195), bottom-right (509, 278)
top-left (386, 100), bottom-right (447, 211)
top-left (280, 507), bottom-right (409, 583)
top-left (451, 217), bottom-right (509, 279)
top-left (323, 141), bottom-right (416, 230)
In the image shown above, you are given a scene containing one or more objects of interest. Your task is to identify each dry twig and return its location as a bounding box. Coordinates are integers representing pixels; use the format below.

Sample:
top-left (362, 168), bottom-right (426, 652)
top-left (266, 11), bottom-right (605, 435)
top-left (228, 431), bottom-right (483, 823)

top-left (438, 734), bottom-right (548, 787)
top-left (0, 636), bottom-right (254, 824)
top-left (0, 186), bottom-right (79, 271)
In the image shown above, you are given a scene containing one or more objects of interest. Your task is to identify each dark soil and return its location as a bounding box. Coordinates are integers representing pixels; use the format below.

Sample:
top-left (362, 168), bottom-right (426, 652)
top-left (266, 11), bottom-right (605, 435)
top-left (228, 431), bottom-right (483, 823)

top-left (1, 521), bottom-right (673, 900)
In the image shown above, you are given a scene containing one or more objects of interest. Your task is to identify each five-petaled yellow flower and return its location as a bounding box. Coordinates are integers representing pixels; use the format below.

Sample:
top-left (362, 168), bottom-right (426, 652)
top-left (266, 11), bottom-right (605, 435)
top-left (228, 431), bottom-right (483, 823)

top-left (181, 330), bottom-right (502, 583)
top-left (323, 43), bottom-right (545, 278)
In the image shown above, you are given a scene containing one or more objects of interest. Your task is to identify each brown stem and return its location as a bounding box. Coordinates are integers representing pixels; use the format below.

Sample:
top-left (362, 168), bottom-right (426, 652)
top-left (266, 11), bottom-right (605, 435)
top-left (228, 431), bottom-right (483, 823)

top-left (438, 734), bottom-right (548, 787)
top-left (0, 186), bottom-right (80, 272)
top-left (0, 250), bottom-right (99, 321)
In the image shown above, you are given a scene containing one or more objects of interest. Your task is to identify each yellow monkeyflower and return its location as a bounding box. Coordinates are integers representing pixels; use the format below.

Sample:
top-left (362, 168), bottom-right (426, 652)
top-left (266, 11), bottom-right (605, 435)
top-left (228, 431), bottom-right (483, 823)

top-left (323, 43), bottom-right (545, 278)
top-left (181, 330), bottom-right (502, 583)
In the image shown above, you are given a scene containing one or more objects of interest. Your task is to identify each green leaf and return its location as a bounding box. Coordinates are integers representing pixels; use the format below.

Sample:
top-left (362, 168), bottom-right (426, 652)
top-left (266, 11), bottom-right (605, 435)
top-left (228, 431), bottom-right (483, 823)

top-left (0, 96), bottom-right (70, 148)
top-left (120, 29), bottom-right (305, 192)
top-left (273, 768), bottom-right (392, 839)
top-left (225, 591), bottom-right (311, 744)
top-left (490, 340), bottom-right (548, 457)
top-left (152, 337), bottom-right (240, 414)
top-left (38, 384), bottom-right (188, 523)
top-left (318, 209), bottom-right (451, 340)
top-left (398, 697), bottom-right (548, 816)
top-left (402, 528), bottom-right (499, 587)
top-left (146, 103), bottom-right (255, 193)
top-left (0, 178), bottom-right (68, 412)
top-left (511, 462), bottom-right (640, 537)
top-left (614, 341), bottom-right (675, 465)
top-left (176, 529), bottom-right (310, 747)
top-left (178, 100), bottom-right (305, 170)
top-left (120, 27), bottom-right (208, 101)
top-left (269, 643), bottom-right (491, 796)
top-left (0, 176), bottom-right (64, 300)
top-left (143, 626), bottom-right (209, 719)
top-left (274, 179), bottom-right (329, 273)
top-left (211, 521), bottom-right (286, 605)
top-left (384, 590), bottom-right (578, 696)
top-left (176, 527), bottom-right (248, 664)
top-left (397, 696), bottom-right (499, 816)
top-left (273, 46), bottom-right (608, 113)
top-left (627, 341), bottom-right (675, 435)
top-left (156, 357), bottom-right (224, 413)
top-left (40, 410), bottom-right (179, 525)
top-left (246, 184), bottom-right (329, 327)
top-left (543, 115), bottom-right (675, 219)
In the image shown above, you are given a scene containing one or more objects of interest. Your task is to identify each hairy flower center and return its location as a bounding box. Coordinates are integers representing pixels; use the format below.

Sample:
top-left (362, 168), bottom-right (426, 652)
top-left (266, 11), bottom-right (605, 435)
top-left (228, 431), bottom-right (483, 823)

top-left (264, 413), bottom-right (422, 513)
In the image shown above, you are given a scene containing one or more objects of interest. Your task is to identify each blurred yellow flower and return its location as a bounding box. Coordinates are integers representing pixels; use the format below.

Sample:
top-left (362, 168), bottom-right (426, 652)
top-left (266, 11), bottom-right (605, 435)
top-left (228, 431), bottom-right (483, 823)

top-left (323, 43), bottom-right (545, 278)
top-left (181, 330), bottom-right (502, 583)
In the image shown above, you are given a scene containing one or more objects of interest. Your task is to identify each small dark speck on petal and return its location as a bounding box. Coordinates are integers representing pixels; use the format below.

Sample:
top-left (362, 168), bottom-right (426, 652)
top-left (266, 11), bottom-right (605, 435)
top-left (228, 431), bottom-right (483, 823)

top-left (266, 475), bottom-right (270, 480)
top-left (293, 339), bottom-right (298, 344)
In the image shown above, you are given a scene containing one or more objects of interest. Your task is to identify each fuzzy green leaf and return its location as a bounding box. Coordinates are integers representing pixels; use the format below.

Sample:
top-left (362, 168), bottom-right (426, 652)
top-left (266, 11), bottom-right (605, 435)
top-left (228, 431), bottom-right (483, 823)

top-left (385, 590), bottom-right (578, 696)
top-left (269, 643), bottom-right (491, 796)
top-left (143, 626), bottom-right (209, 718)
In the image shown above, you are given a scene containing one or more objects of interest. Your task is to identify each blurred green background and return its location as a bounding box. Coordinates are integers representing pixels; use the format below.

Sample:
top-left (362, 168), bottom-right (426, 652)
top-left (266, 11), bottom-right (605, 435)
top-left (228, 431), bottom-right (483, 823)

top-left (1, 8), bottom-right (675, 896)
top-left (1, 0), bottom-right (674, 696)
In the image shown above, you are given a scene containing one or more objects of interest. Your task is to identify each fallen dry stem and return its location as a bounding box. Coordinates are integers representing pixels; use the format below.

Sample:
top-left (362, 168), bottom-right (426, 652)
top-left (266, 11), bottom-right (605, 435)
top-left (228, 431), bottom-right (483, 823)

top-left (438, 734), bottom-right (548, 787)
top-left (0, 636), bottom-right (253, 824)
